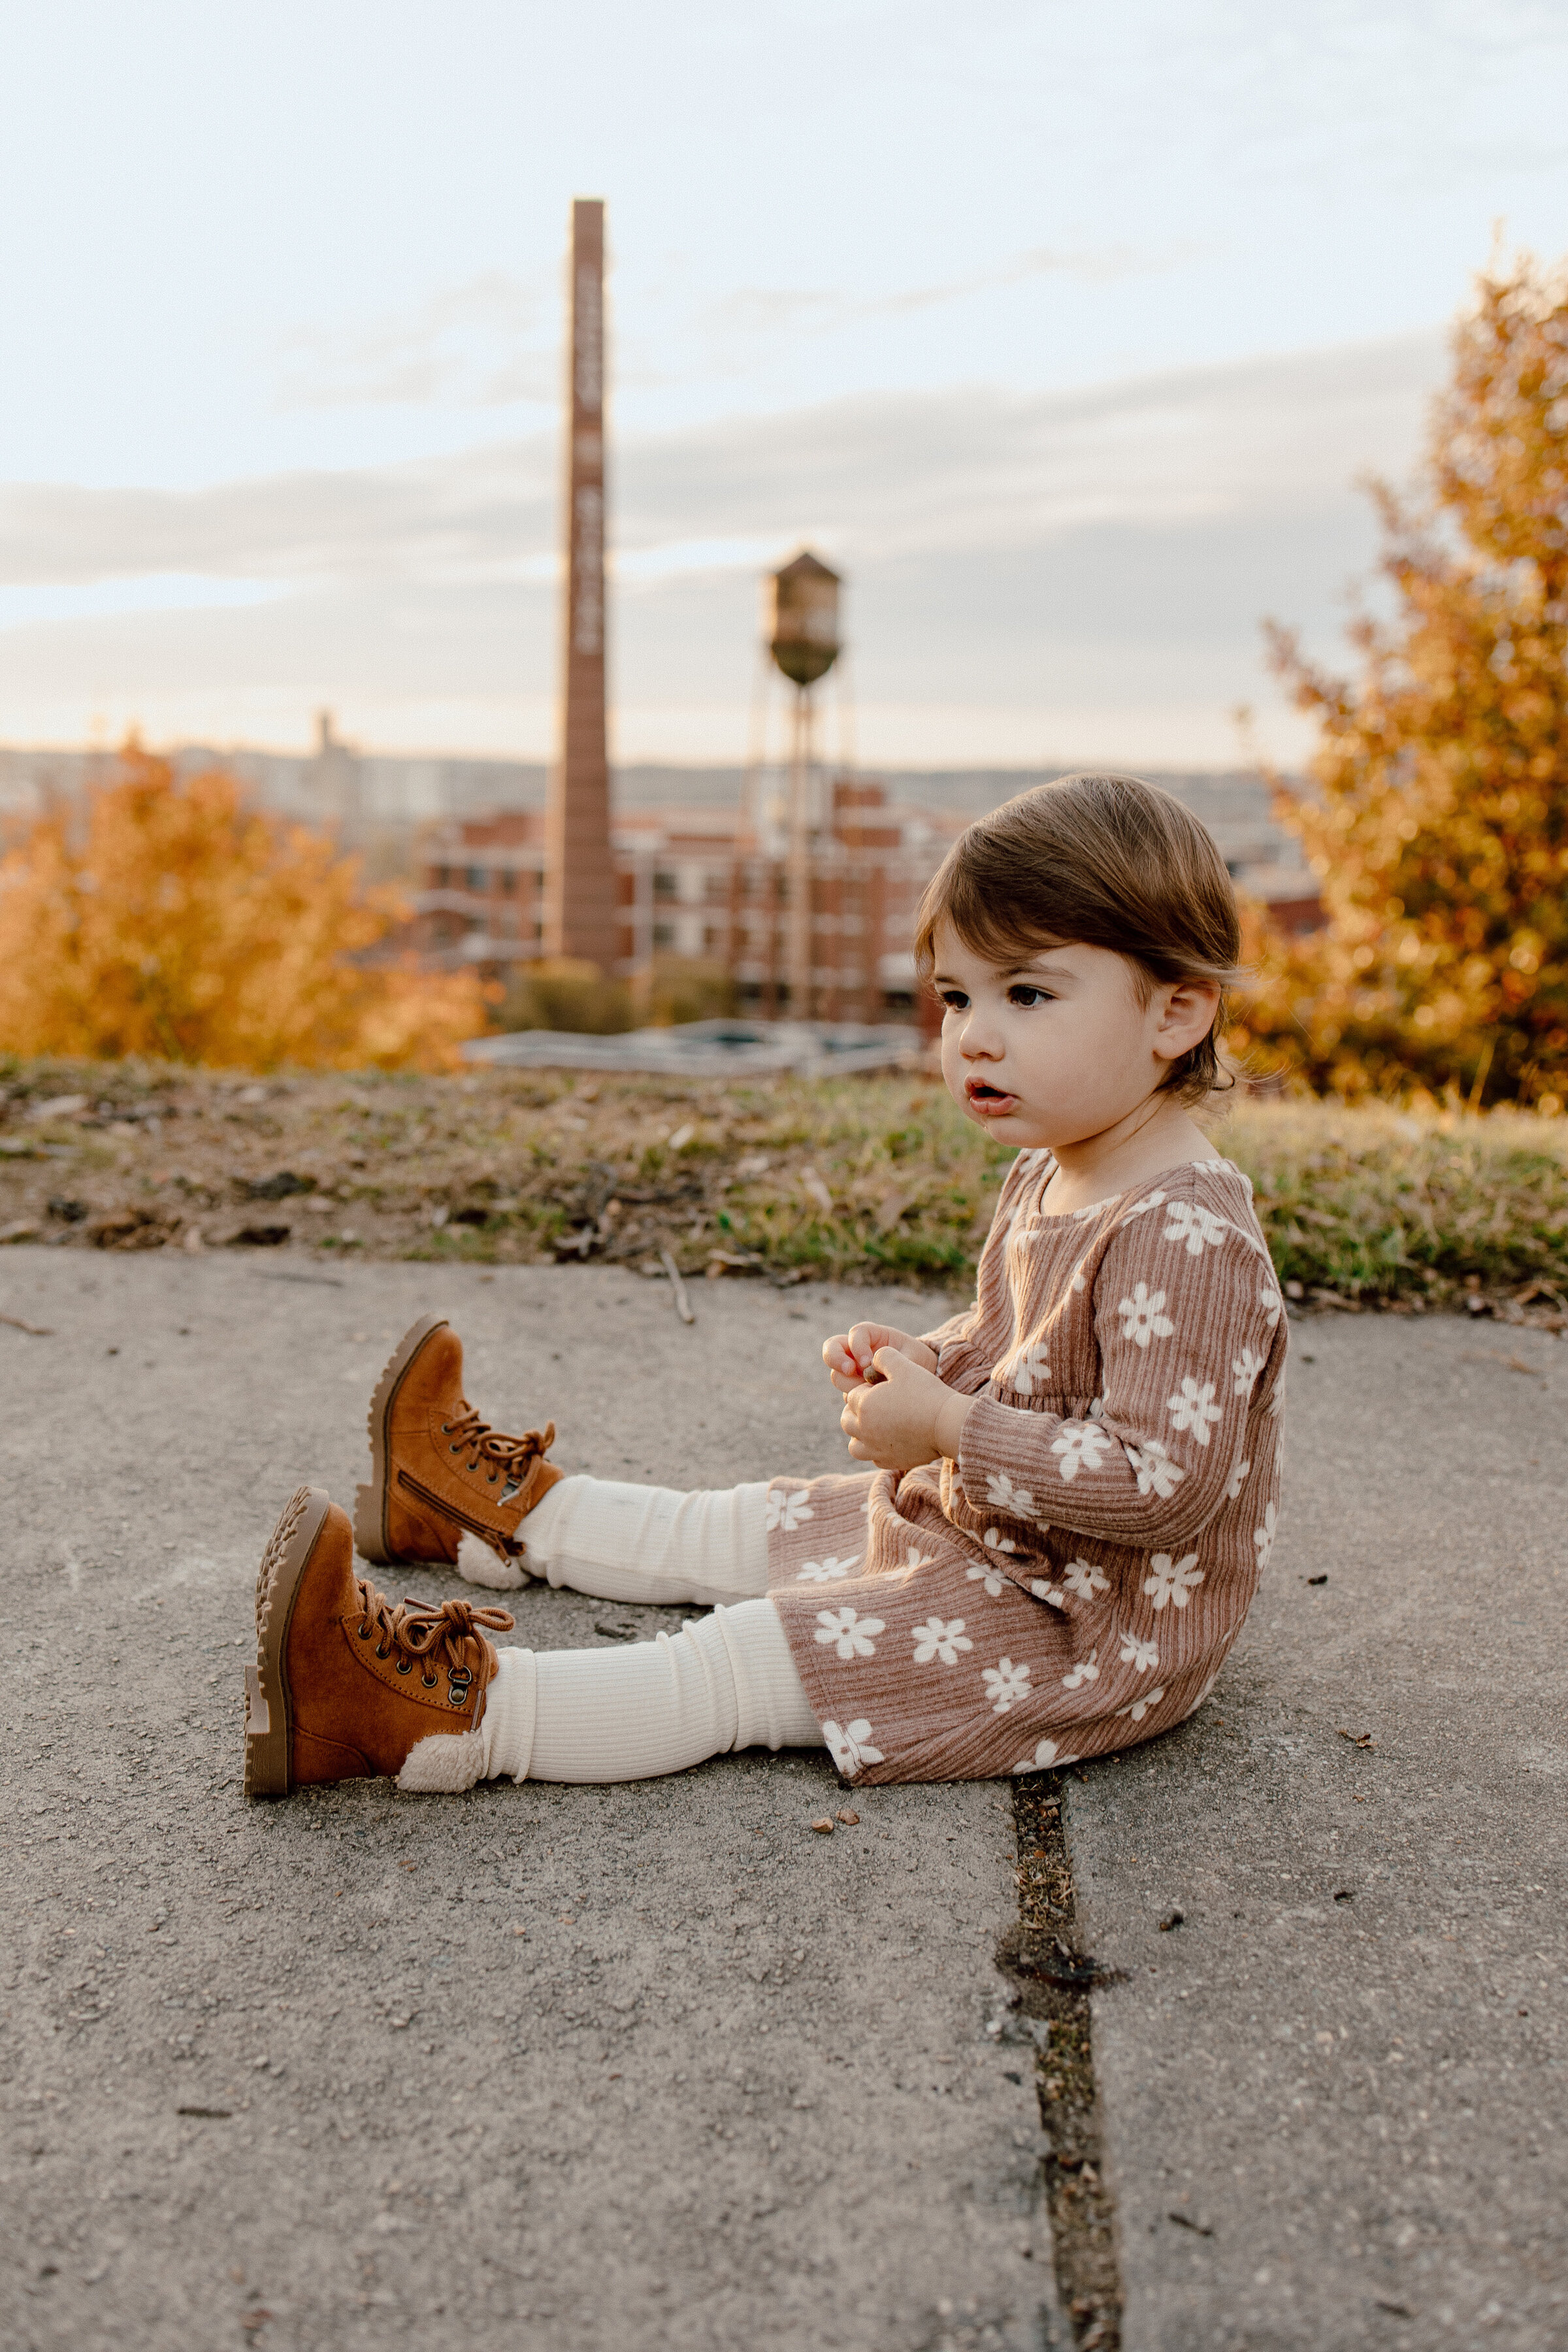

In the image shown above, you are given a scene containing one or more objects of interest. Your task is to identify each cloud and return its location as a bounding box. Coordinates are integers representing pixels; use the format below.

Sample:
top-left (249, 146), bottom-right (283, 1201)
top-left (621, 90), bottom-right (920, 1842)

top-left (0, 327), bottom-right (1445, 760)
top-left (704, 239), bottom-right (1197, 338)
top-left (274, 274), bottom-right (557, 412)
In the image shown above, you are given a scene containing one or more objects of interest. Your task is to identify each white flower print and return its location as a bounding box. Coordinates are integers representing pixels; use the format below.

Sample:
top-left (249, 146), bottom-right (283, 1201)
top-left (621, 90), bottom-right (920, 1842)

top-left (1126, 1188), bottom-right (1166, 1217)
top-left (985, 1471), bottom-right (1036, 1518)
top-left (1070, 1261), bottom-right (1088, 1293)
top-left (1259, 1281), bottom-right (1282, 1330)
top-left (1232, 1345), bottom-right (1266, 1397)
top-left (795, 1554), bottom-right (861, 1583)
top-left (1118, 1630), bottom-right (1160, 1673)
top-left (1163, 1200), bottom-right (1229, 1255)
top-left (1052, 1422), bottom-right (1112, 1481)
top-left (1014, 1739), bottom-right (1075, 1773)
top-left (1226, 1458), bottom-right (1251, 1501)
top-left (766, 1485), bottom-right (814, 1533)
top-left (1142, 1552), bottom-right (1204, 1611)
top-left (983, 1657), bottom-right (1034, 1714)
top-left (1267, 1379), bottom-right (1286, 1419)
top-left (1002, 1341), bottom-right (1052, 1396)
top-left (1030, 1578), bottom-right (1066, 1608)
top-left (1063, 1558), bottom-right (1111, 1600)
top-left (911, 1616), bottom-right (973, 1665)
top-left (983, 1526), bottom-right (1017, 1554)
top-left (813, 1606), bottom-right (885, 1661)
top-left (1254, 1501), bottom-right (1278, 1569)
top-left (1117, 1684), bottom-right (1166, 1725)
top-left (823, 1718), bottom-right (885, 1774)
top-left (1125, 1438), bottom-right (1186, 1499)
top-left (966, 1563), bottom-right (1008, 1597)
top-left (902, 1548), bottom-right (934, 1572)
top-left (1087, 1394), bottom-right (1106, 1420)
top-left (1168, 1377), bottom-right (1223, 1446)
top-left (1061, 1649), bottom-right (1101, 1690)
top-left (1118, 1282), bottom-right (1175, 1348)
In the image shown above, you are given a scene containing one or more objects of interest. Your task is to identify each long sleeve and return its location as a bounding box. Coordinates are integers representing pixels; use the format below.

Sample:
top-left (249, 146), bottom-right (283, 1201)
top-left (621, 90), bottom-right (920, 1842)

top-left (953, 1178), bottom-right (1283, 1549)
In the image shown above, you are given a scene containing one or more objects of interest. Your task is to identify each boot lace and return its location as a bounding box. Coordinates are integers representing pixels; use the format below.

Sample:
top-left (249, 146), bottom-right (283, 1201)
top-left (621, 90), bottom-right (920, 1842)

top-left (440, 1403), bottom-right (556, 1486)
top-left (353, 1581), bottom-right (515, 1690)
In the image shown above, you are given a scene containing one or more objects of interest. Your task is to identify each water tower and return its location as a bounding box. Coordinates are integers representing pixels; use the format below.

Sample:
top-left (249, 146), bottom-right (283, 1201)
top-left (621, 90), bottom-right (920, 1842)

top-left (766, 551), bottom-right (841, 1014)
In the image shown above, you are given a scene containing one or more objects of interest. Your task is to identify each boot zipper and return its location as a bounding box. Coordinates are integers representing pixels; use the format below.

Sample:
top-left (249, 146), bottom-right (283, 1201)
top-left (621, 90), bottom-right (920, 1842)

top-left (397, 1468), bottom-right (521, 1552)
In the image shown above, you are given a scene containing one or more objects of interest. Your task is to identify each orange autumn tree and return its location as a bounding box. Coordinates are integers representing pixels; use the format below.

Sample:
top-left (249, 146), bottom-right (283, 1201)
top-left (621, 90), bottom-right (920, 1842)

top-left (0, 748), bottom-right (488, 1070)
top-left (1233, 252), bottom-right (1568, 1111)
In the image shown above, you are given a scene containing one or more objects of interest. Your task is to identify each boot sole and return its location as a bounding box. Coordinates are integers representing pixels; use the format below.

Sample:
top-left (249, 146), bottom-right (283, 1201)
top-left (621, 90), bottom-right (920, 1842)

top-left (353, 1313), bottom-right (449, 1565)
top-left (245, 1484), bottom-right (333, 1801)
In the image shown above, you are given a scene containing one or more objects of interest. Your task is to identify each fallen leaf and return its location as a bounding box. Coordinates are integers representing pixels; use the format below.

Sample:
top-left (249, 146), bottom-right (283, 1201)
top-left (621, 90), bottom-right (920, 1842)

top-left (836, 1808), bottom-right (860, 1825)
top-left (1336, 1728), bottom-right (1375, 1749)
top-left (810, 1818), bottom-right (834, 1835)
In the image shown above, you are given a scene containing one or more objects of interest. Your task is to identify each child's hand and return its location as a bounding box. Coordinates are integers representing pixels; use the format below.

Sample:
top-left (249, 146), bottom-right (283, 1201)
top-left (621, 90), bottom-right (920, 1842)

top-left (840, 1348), bottom-right (975, 1473)
top-left (822, 1324), bottom-right (938, 1396)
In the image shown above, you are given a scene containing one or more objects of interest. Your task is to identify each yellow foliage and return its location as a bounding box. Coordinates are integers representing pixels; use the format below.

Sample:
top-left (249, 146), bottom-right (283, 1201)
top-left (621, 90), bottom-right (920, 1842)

top-left (1236, 250), bottom-right (1568, 1112)
top-left (0, 749), bottom-right (489, 1071)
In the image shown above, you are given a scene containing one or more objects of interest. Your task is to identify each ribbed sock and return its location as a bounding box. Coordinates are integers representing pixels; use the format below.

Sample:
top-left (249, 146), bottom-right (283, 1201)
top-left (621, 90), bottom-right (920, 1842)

top-left (479, 1597), bottom-right (819, 1784)
top-left (458, 1473), bottom-right (772, 1607)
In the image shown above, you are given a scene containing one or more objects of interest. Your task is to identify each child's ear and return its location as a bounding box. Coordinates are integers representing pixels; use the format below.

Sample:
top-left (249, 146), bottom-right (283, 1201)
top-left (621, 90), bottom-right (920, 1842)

top-left (1153, 976), bottom-right (1221, 1062)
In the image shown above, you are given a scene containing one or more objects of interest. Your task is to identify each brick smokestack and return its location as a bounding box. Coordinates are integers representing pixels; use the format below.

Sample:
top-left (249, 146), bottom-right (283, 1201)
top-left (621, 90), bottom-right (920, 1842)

top-left (545, 197), bottom-right (617, 967)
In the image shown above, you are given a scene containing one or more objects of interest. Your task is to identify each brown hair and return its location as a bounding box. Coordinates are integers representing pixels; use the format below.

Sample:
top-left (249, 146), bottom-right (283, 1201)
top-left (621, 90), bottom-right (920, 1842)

top-left (913, 772), bottom-right (1243, 1102)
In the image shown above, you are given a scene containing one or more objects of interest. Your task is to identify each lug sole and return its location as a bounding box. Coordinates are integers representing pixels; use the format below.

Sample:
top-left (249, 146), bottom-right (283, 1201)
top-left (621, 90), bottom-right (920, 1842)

top-left (245, 1485), bottom-right (333, 1802)
top-left (353, 1313), bottom-right (449, 1565)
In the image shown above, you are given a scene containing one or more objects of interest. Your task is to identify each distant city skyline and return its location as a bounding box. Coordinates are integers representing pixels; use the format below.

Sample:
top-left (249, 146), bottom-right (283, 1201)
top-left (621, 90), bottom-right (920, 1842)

top-left (1, 3), bottom-right (1565, 764)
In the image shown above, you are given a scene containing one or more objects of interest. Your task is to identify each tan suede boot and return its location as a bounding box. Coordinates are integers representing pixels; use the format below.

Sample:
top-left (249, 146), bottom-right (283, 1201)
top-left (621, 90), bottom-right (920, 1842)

top-left (353, 1315), bottom-right (563, 1570)
top-left (244, 1486), bottom-right (515, 1799)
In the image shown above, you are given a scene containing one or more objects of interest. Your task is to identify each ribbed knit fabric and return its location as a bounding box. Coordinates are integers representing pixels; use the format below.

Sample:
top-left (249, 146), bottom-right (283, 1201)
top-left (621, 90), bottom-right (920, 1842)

top-left (480, 1599), bottom-right (819, 1783)
top-left (513, 1473), bottom-right (773, 1606)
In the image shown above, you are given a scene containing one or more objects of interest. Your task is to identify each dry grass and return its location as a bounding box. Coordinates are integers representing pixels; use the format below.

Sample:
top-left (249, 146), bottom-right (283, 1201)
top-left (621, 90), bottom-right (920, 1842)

top-left (2, 1056), bottom-right (1565, 1324)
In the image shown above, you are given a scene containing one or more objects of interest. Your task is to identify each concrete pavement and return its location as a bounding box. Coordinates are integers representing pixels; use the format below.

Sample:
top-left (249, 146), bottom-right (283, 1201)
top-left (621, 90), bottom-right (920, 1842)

top-left (1070, 1311), bottom-right (1567, 2352)
top-left (1, 1248), bottom-right (1563, 2351)
top-left (0, 1252), bottom-right (1053, 2352)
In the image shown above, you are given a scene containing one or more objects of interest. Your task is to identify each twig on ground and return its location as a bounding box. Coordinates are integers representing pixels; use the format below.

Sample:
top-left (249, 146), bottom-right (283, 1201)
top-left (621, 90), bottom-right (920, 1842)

top-left (0, 1311), bottom-right (53, 1335)
top-left (659, 1248), bottom-right (695, 1324)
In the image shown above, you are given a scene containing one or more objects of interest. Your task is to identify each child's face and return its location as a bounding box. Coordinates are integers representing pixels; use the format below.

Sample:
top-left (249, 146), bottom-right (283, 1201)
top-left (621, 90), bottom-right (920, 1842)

top-left (932, 924), bottom-right (1200, 1151)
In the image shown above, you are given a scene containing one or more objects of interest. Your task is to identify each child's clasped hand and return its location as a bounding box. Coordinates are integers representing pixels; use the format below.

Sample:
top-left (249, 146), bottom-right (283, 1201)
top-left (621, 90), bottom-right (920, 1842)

top-left (823, 1325), bottom-right (974, 1473)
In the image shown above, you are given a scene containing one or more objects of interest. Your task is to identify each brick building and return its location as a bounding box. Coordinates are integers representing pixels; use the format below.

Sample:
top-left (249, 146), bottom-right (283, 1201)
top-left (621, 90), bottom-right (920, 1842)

top-left (414, 777), bottom-right (965, 1023)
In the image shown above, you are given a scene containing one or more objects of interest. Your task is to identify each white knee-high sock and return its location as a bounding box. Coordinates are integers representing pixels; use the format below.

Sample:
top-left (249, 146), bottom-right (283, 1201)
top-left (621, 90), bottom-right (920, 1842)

top-left (476, 1597), bottom-right (819, 1784)
top-left (457, 1475), bottom-right (771, 1607)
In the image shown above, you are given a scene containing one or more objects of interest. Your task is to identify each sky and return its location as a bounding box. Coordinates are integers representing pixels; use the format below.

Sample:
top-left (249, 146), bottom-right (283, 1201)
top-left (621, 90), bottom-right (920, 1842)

top-left (1, 0), bottom-right (1565, 768)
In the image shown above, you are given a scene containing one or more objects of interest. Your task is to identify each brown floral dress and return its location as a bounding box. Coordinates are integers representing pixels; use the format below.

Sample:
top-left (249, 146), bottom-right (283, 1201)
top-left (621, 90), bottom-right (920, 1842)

top-left (767, 1151), bottom-right (1286, 1784)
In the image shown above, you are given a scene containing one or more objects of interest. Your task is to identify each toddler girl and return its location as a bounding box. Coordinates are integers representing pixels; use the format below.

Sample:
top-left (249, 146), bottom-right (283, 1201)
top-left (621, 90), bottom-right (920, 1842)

top-left (243, 773), bottom-right (1285, 1800)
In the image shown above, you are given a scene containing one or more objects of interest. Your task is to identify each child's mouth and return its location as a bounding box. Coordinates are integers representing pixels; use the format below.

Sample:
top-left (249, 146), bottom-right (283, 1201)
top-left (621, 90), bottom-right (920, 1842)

top-left (966, 1079), bottom-right (1019, 1119)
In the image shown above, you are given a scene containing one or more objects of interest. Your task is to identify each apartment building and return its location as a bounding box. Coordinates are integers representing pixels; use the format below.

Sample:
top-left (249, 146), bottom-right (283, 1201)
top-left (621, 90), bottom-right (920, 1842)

top-left (414, 777), bottom-right (966, 1022)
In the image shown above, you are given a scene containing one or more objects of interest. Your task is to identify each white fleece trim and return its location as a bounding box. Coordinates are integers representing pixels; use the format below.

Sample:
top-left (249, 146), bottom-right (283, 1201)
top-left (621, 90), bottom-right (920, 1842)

top-left (456, 1530), bottom-right (528, 1590)
top-left (397, 1727), bottom-right (487, 1792)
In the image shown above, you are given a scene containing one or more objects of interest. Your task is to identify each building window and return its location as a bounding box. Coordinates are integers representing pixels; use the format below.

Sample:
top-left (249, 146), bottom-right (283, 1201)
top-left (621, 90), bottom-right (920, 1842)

top-left (501, 869), bottom-right (517, 894)
top-left (466, 865), bottom-right (486, 892)
top-left (434, 864), bottom-right (449, 888)
top-left (653, 870), bottom-right (678, 901)
top-left (653, 921), bottom-right (676, 949)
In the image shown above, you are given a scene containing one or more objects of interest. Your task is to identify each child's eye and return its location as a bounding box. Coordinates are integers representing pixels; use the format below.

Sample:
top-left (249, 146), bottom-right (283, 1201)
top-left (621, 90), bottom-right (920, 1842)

top-left (1008, 986), bottom-right (1053, 1007)
top-left (938, 988), bottom-right (970, 1011)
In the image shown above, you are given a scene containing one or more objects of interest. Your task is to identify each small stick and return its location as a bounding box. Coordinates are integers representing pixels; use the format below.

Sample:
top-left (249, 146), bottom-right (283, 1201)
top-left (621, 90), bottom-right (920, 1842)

top-left (0, 1312), bottom-right (53, 1336)
top-left (658, 1248), bottom-right (695, 1325)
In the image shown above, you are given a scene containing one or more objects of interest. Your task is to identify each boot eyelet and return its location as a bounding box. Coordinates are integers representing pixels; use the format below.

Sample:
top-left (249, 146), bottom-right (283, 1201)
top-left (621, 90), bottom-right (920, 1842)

top-left (487, 1470), bottom-right (498, 1483)
top-left (395, 1657), bottom-right (412, 1675)
top-left (376, 1644), bottom-right (389, 1661)
top-left (357, 1624), bottom-right (372, 1641)
top-left (422, 1672), bottom-right (438, 1689)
